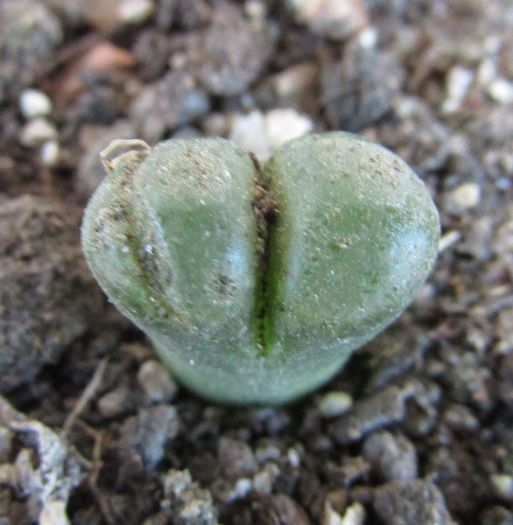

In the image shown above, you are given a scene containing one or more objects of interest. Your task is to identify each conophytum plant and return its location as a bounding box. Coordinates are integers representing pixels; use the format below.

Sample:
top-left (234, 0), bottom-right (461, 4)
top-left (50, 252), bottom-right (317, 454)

top-left (81, 132), bottom-right (440, 405)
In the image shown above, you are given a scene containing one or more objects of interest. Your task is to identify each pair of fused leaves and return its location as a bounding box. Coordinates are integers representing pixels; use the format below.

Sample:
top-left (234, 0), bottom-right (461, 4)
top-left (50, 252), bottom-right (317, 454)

top-left (82, 133), bottom-right (439, 404)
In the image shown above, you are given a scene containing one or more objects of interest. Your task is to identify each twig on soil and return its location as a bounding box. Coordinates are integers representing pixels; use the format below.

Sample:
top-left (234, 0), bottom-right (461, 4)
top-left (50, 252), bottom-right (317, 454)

top-left (63, 358), bottom-right (108, 434)
top-left (78, 421), bottom-right (117, 525)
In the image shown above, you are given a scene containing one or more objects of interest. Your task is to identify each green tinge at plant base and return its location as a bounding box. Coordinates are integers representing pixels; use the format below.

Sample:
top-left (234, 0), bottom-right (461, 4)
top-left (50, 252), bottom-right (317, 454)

top-left (81, 133), bottom-right (440, 405)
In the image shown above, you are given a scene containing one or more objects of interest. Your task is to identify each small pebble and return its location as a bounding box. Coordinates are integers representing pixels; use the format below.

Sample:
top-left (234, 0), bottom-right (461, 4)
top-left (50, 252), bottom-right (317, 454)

top-left (245, 0), bottom-right (266, 25)
top-left (40, 141), bottom-right (60, 167)
top-left (202, 113), bottom-right (230, 137)
top-left (358, 27), bottom-right (378, 49)
top-left (323, 491), bottom-right (366, 525)
top-left (491, 474), bottom-right (513, 501)
top-left (255, 443), bottom-right (281, 463)
top-left (488, 78), bottom-right (513, 105)
top-left (402, 379), bottom-right (441, 437)
top-left (331, 385), bottom-right (412, 444)
top-left (442, 66), bottom-right (474, 114)
top-left (229, 108), bottom-right (313, 161)
top-left (19, 89), bottom-right (52, 119)
top-left (39, 500), bottom-right (68, 525)
top-left (218, 438), bottom-right (257, 480)
top-left (118, 0), bottom-right (155, 24)
top-left (496, 177), bottom-right (512, 191)
top-left (363, 431), bottom-right (418, 481)
top-left (252, 463), bottom-right (280, 495)
top-left (339, 502), bottom-right (366, 525)
top-left (438, 230), bottom-right (462, 253)
top-left (163, 469), bottom-right (218, 524)
top-left (287, 447), bottom-right (301, 467)
top-left (229, 111), bottom-right (269, 160)
top-left (288, 0), bottom-right (368, 41)
top-left (477, 58), bottom-right (497, 86)
top-left (443, 404), bottom-right (479, 432)
top-left (272, 62), bottom-right (318, 101)
top-left (321, 44), bottom-right (402, 132)
top-left (446, 182), bottom-right (481, 213)
top-left (496, 309), bottom-right (513, 358)
top-left (194, 1), bottom-right (273, 96)
top-left (323, 501), bottom-right (343, 525)
top-left (20, 118), bottom-right (57, 147)
top-left (318, 391), bottom-right (353, 418)
top-left (130, 71), bottom-right (210, 143)
top-left (137, 360), bottom-right (177, 402)
top-left (227, 478), bottom-right (252, 502)
top-left (119, 405), bottom-right (180, 468)
top-left (98, 387), bottom-right (131, 418)
top-left (264, 108), bottom-right (314, 149)
top-left (374, 480), bottom-right (455, 525)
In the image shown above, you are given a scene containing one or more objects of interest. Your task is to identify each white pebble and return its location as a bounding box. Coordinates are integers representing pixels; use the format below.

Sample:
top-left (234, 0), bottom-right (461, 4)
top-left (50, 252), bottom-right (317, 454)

top-left (19, 89), bottom-right (52, 119)
top-left (324, 501), bottom-right (366, 525)
top-left (227, 478), bottom-right (252, 502)
top-left (476, 58), bottom-right (497, 86)
top-left (264, 108), bottom-right (313, 149)
top-left (40, 141), bottom-right (60, 167)
top-left (245, 0), bottom-right (266, 23)
top-left (491, 474), bottom-right (513, 500)
top-left (287, 447), bottom-right (301, 467)
top-left (447, 182), bottom-right (481, 212)
top-left (318, 391), bottom-right (353, 418)
top-left (230, 108), bottom-right (313, 162)
top-left (288, 0), bottom-right (368, 41)
top-left (137, 360), bottom-right (177, 402)
top-left (442, 66), bottom-right (474, 114)
top-left (229, 111), bottom-right (270, 161)
top-left (358, 27), bottom-right (378, 49)
top-left (118, 0), bottom-right (154, 24)
top-left (340, 502), bottom-right (366, 525)
top-left (39, 500), bottom-right (69, 525)
top-left (488, 78), bottom-right (513, 105)
top-left (324, 500), bottom-right (343, 525)
top-left (438, 230), bottom-right (462, 253)
top-left (20, 118), bottom-right (58, 147)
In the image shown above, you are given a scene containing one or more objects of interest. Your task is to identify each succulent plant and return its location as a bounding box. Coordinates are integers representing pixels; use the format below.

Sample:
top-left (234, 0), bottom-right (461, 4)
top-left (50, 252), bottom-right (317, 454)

top-left (81, 132), bottom-right (440, 405)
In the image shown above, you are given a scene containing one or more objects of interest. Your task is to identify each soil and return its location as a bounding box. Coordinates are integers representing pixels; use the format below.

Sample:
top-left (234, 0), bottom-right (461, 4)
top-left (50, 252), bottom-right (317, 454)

top-left (1, 1), bottom-right (513, 524)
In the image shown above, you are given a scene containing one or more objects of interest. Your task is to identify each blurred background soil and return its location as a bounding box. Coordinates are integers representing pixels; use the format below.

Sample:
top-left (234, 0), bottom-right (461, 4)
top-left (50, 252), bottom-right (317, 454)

top-left (1, 1), bottom-right (513, 524)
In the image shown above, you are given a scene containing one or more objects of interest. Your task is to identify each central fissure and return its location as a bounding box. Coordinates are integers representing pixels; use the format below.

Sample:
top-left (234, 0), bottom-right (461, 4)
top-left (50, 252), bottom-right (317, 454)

top-left (252, 160), bottom-right (278, 356)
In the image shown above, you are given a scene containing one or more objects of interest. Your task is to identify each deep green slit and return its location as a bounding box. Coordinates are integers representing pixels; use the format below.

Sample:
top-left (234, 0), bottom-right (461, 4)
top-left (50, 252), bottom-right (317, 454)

top-left (251, 166), bottom-right (278, 357)
top-left (253, 220), bottom-right (276, 356)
